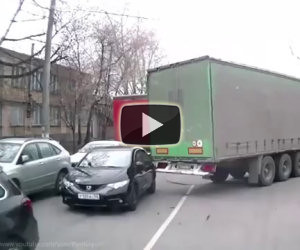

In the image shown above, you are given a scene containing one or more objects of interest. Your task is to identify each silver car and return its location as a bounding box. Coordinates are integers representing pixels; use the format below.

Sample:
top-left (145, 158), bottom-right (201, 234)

top-left (0, 138), bottom-right (71, 195)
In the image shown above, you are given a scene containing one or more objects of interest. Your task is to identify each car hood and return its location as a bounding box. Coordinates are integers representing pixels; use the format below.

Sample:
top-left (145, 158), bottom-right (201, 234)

top-left (67, 167), bottom-right (128, 185)
top-left (70, 153), bottom-right (86, 163)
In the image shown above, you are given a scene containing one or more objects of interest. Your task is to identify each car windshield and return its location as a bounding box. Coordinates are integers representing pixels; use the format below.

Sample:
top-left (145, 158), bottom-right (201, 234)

top-left (78, 150), bottom-right (131, 168)
top-left (0, 143), bottom-right (21, 163)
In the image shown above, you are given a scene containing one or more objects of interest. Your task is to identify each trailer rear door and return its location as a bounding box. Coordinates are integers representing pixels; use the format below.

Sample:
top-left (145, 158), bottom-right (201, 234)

top-left (148, 60), bottom-right (214, 161)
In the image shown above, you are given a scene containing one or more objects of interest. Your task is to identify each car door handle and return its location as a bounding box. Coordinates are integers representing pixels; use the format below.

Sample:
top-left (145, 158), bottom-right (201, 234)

top-left (39, 162), bottom-right (45, 165)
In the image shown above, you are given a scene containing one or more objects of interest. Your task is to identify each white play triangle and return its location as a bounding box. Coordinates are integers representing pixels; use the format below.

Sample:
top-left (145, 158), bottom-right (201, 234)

top-left (142, 113), bottom-right (163, 137)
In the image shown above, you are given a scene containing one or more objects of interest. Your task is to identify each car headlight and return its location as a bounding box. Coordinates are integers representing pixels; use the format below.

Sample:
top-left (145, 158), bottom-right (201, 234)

top-left (106, 180), bottom-right (129, 189)
top-left (63, 178), bottom-right (74, 188)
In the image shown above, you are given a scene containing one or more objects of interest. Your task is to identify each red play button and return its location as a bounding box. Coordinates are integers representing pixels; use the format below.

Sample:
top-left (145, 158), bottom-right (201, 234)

top-left (120, 104), bottom-right (181, 145)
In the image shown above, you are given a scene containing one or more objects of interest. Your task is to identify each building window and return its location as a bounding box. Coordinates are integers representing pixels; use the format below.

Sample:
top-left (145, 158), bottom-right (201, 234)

top-left (32, 105), bottom-right (42, 125)
top-left (10, 105), bottom-right (24, 126)
top-left (11, 66), bottom-right (26, 88)
top-left (68, 80), bottom-right (76, 91)
top-left (31, 71), bottom-right (42, 91)
top-left (50, 106), bottom-right (60, 126)
top-left (50, 74), bottom-right (58, 94)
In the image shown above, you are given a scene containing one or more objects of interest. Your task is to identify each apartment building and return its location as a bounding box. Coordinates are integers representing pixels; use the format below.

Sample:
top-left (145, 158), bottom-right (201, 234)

top-left (0, 47), bottom-right (110, 150)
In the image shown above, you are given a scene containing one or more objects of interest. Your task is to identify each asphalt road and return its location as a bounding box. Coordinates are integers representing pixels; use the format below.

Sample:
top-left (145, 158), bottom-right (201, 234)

top-left (30, 174), bottom-right (300, 250)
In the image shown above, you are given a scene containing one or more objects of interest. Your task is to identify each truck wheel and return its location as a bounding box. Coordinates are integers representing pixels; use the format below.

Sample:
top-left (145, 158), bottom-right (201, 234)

top-left (275, 154), bottom-right (292, 181)
top-left (230, 168), bottom-right (246, 179)
top-left (259, 156), bottom-right (275, 186)
top-left (291, 152), bottom-right (300, 177)
top-left (210, 168), bottom-right (229, 183)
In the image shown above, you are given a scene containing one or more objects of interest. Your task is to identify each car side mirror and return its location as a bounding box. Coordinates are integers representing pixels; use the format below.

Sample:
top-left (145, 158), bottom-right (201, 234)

top-left (21, 155), bottom-right (30, 164)
top-left (71, 162), bottom-right (77, 168)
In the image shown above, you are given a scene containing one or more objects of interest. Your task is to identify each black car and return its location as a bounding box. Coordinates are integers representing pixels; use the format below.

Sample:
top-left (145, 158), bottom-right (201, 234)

top-left (0, 167), bottom-right (39, 250)
top-left (62, 147), bottom-right (156, 211)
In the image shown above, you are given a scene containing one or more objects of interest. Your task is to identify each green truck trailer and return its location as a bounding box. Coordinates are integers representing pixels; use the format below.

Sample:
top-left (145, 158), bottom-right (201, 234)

top-left (148, 56), bottom-right (300, 186)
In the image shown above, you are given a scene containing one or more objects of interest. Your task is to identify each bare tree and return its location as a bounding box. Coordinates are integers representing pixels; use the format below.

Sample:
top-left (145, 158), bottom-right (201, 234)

top-left (113, 24), bottom-right (162, 95)
top-left (55, 12), bottom-right (162, 144)
top-left (82, 18), bottom-right (162, 143)
top-left (59, 17), bottom-right (93, 150)
top-left (0, 0), bottom-right (78, 81)
top-left (82, 20), bottom-right (123, 143)
top-left (0, 0), bottom-right (26, 46)
top-left (0, 0), bottom-right (46, 72)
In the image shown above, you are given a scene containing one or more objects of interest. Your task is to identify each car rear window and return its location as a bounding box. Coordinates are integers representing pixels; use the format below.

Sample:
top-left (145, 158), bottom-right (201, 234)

top-left (51, 144), bottom-right (61, 155)
top-left (38, 143), bottom-right (56, 158)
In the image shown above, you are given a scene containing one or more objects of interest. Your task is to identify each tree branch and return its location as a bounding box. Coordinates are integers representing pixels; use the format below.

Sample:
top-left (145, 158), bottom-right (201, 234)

top-left (0, 45), bottom-right (46, 68)
top-left (15, 16), bottom-right (46, 22)
top-left (0, 14), bottom-right (75, 69)
top-left (0, 65), bottom-right (42, 79)
top-left (0, 0), bottom-right (25, 46)
top-left (0, 55), bottom-right (66, 79)
top-left (4, 32), bottom-right (45, 42)
top-left (289, 45), bottom-right (300, 61)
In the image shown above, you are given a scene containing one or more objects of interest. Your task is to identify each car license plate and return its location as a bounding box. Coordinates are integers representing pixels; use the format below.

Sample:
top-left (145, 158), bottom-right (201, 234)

top-left (78, 193), bottom-right (100, 200)
top-left (178, 164), bottom-right (192, 170)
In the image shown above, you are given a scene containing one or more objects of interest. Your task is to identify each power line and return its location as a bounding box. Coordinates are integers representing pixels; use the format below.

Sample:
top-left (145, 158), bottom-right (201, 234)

top-left (57, 8), bottom-right (150, 20)
top-left (29, 37), bottom-right (61, 47)
top-left (32, 0), bottom-right (48, 10)
top-left (20, 9), bottom-right (46, 18)
top-left (31, 0), bottom-right (152, 20)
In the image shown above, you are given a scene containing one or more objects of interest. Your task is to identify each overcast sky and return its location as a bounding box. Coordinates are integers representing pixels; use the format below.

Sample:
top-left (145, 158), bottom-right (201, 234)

top-left (2, 0), bottom-right (300, 77)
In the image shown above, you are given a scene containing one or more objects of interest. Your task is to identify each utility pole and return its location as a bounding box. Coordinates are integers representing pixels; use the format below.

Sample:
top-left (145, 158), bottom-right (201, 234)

top-left (26, 43), bottom-right (34, 135)
top-left (41, 0), bottom-right (56, 138)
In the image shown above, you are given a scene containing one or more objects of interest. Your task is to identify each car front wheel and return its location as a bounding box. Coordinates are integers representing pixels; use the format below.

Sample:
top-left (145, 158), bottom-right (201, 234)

top-left (55, 171), bottom-right (67, 195)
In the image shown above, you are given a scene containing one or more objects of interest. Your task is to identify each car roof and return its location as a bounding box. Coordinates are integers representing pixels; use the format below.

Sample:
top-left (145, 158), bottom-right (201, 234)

top-left (87, 140), bottom-right (123, 145)
top-left (0, 137), bottom-right (53, 144)
top-left (91, 146), bottom-right (143, 152)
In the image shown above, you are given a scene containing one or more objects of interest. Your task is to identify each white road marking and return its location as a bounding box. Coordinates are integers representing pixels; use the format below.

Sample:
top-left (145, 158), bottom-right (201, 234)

top-left (144, 185), bottom-right (195, 250)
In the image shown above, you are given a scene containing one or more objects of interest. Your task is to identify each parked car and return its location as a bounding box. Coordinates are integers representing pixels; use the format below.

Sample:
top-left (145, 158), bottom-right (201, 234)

top-left (0, 138), bottom-right (71, 195)
top-left (0, 167), bottom-right (39, 250)
top-left (62, 146), bottom-right (156, 211)
top-left (70, 140), bottom-right (123, 167)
